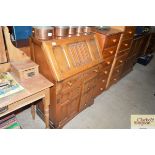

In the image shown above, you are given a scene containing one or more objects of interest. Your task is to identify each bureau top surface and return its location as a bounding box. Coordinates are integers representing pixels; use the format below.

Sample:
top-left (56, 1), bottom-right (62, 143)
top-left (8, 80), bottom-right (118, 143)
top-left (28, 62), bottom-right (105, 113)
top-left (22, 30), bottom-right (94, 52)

top-left (92, 28), bottom-right (123, 36)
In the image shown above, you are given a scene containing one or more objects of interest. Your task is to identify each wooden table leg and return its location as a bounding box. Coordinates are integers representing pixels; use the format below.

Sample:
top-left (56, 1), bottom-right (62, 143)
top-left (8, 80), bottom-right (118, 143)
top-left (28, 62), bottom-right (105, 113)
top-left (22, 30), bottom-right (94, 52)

top-left (31, 104), bottom-right (35, 120)
top-left (43, 88), bottom-right (50, 129)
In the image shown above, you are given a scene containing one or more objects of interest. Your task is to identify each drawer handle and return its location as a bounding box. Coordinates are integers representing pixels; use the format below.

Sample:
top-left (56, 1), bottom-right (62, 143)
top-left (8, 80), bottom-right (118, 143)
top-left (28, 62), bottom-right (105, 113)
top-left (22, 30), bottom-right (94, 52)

top-left (102, 79), bottom-right (105, 83)
top-left (124, 43), bottom-right (128, 47)
top-left (0, 106), bottom-right (8, 114)
top-left (87, 87), bottom-right (90, 91)
top-left (109, 50), bottom-right (114, 54)
top-left (114, 78), bottom-right (117, 81)
top-left (100, 88), bottom-right (104, 91)
top-left (104, 71), bottom-right (108, 74)
top-left (112, 39), bottom-right (117, 43)
top-left (67, 82), bottom-right (72, 86)
top-left (119, 60), bottom-right (123, 63)
top-left (93, 69), bottom-right (98, 73)
top-left (128, 31), bottom-right (132, 34)
top-left (106, 61), bottom-right (111, 65)
top-left (116, 70), bottom-right (120, 73)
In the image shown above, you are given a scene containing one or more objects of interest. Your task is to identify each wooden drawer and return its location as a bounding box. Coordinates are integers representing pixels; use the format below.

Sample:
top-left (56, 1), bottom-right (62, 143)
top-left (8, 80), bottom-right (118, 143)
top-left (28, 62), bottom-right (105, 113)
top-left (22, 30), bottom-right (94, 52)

top-left (57, 96), bottom-right (80, 127)
top-left (102, 46), bottom-right (117, 59)
top-left (83, 65), bottom-right (99, 80)
top-left (111, 64), bottom-right (124, 77)
top-left (98, 75), bottom-right (107, 87)
top-left (117, 49), bottom-right (130, 57)
top-left (115, 53), bottom-right (128, 67)
top-left (93, 73), bottom-right (108, 97)
top-left (109, 74), bottom-right (120, 86)
top-left (61, 74), bottom-right (82, 91)
top-left (122, 27), bottom-right (135, 40)
top-left (96, 83), bottom-right (106, 95)
top-left (57, 87), bottom-right (81, 103)
top-left (102, 56), bottom-right (114, 68)
top-left (104, 34), bottom-right (121, 48)
top-left (83, 77), bottom-right (96, 94)
top-left (119, 39), bottom-right (132, 51)
top-left (99, 65), bottom-right (111, 78)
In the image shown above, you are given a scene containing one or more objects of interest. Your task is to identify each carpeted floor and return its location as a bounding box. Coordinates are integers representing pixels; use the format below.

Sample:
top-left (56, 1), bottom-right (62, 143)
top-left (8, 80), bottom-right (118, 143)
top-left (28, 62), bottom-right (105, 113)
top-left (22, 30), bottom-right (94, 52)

top-left (16, 55), bottom-right (155, 129)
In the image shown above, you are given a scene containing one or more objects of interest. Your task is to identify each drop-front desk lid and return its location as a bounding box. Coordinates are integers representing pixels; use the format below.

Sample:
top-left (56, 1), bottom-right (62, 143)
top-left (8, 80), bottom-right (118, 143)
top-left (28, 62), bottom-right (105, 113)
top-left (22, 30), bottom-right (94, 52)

top-left (40, 34), bottom-right (104, 81)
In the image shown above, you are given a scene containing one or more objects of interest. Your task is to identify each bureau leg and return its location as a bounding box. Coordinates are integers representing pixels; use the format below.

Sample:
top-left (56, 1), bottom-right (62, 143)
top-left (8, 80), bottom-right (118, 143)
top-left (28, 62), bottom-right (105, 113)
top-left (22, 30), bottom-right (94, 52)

top-left (43, 88), bottom-right (50, 129)
top-left (31, 105), bottom-right (36, 120)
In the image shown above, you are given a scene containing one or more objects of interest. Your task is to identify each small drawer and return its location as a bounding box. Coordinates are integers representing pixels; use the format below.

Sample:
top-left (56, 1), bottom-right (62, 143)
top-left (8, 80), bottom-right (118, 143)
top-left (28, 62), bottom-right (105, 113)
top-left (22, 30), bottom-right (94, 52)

top-left (99, 66), bottom-right (111, 78)
top-left (117, 49), bottom-right (130, 57)
top-left (115, 53), bottom-right (128, 67)
top-left (111, 64), bottom-right (124, 77)
top-left (98, 75), bottom-right (107, 87)
top-left (57, 87), bottom-right (81, 103)
top-left (104, 34), bottom-right (121, 48)
top-left (119, 39), bottom-right (132, 51)
top-left (61, 74), bottom-right (82, 91)
top-left (109, 74), bottom-right (120, 86)
top-left (123, 27), bottom-right (135, 40)
top-left (94, 78), bottom-right (107, 96)
top-left (102, 46), bottom-right (117, 59)
top-left (102, 56), bottom-right (114, 68)
top-left (83, 66), bottom-right (99, 80)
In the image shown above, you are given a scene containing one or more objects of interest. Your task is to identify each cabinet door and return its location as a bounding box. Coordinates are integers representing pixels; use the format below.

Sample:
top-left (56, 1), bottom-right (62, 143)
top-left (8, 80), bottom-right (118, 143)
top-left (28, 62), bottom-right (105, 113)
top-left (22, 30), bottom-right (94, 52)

top-left (68, 97), bottom-right (80, 118)
top-left (80, 78), bottom-right (96, 111)
top-left (0, 27), bottom-right (7, 63)
top-left (57, 100), bottom-right (70, 126)
top-left (80, 90), bottom-right (94, 111)
top-left (57, 98), bottom-right (80, 127)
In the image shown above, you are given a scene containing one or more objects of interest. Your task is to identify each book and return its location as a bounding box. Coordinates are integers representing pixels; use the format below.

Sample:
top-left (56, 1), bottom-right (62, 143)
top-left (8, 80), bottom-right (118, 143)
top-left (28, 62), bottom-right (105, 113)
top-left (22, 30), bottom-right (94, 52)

top-left (0, 114), bottom-right (22, 129)
top-left (0, 72), bottom-right (24, 99)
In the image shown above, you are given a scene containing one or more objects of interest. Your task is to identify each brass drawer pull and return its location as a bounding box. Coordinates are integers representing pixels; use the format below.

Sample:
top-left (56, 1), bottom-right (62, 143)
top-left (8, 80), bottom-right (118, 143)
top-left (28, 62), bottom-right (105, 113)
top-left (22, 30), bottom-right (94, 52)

top-left (114, 78), bottom-right (117, 81)
top-left (0, 106), bottom-right (8, 114)
top-left (93, 69), bottom-right (98, 73)
top-left (106, 61), bottom-right (111, 65)
top-left (116, 70), bottom-right (120, 73)
top-left (124, 43), bottom-right (128, 47)
top-left (119, 60), bottom-right (123, 63)
top-left (109, 50), bottom-right (114, 54)
top-left (100, 88), bottom-right (104, 91)
top-left (67, 81), bottom-right (72, 86)
top-left (112, 39), bottom-right (117, 43)
top-left (104, 71), bottom-right (108, 74)
top-left (128, 31), bottom-right (132, 34)
top-left (102, 79), bottom-right (105, 83)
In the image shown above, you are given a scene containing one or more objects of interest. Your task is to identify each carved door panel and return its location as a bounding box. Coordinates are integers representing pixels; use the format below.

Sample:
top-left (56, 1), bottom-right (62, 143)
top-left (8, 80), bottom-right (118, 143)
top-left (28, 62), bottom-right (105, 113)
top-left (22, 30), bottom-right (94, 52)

top-left (57, 97), bottom-right (80, 126)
